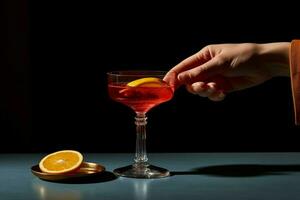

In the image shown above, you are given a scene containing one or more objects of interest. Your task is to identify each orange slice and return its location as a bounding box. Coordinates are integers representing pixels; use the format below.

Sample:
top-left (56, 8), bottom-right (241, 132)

top-left (39, 150), bottom-right (83, 174)
top-left (127, 77), bottom-right (163, 87)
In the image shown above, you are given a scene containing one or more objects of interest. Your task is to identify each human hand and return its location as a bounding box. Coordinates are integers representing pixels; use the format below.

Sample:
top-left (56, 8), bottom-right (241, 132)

top-left (164, 43), bottom-right (290, 101)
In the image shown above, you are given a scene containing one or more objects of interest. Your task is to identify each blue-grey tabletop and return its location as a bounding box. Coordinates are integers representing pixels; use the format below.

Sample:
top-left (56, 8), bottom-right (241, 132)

top-left (1, 153), bottom-right (300, 200)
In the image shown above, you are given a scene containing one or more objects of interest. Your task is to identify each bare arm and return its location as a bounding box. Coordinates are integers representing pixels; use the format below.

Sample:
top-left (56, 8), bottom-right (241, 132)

top-left (164, 43), bottom-right (290, 101)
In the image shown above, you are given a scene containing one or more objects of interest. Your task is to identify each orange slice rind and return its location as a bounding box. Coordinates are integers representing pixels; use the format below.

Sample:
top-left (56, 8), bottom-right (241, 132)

top-left (127, 77), bottom-right (163, 87)
top-left (39, 150), bottom-right (83, 174)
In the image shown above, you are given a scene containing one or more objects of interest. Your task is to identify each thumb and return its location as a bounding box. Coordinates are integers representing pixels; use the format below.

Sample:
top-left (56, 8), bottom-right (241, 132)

top-left (177, 56), bottom-right (225, 84)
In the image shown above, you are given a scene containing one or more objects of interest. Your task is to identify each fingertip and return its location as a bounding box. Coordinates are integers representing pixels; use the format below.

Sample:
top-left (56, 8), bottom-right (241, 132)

top-left (208, 91), bottom-right (226, 101)
top-left (191, 81), bottom-right (201, 87)
top-left (207, 82), bottom-right (217, 88)
top-left (186, 84), bottom-right (196, 94)
top-left (218, 92), bottom-right (226, 100)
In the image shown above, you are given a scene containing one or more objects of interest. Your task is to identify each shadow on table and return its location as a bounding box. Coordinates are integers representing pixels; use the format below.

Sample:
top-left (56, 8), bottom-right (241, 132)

top-left (46, 171), bottom-right (118, 184)
top-left (171, 164), bottom-right (300, 177)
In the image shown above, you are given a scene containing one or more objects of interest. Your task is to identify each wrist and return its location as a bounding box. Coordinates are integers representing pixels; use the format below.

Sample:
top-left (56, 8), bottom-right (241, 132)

top-left (257, 42), bottom-right (291, 77)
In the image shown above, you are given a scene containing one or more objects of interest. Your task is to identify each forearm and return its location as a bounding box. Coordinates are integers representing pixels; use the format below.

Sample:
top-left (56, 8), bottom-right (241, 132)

top-left (257, 42), bottom-right (291, 77)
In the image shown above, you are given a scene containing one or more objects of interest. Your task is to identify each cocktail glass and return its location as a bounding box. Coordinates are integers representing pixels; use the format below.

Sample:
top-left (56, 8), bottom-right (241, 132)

top-left (107, 71), bottom-right (174, 178)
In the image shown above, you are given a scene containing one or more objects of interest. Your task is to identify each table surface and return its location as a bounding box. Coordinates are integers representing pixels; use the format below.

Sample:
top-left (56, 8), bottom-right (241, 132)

top-left (1, 153), bottom-right (300, 200)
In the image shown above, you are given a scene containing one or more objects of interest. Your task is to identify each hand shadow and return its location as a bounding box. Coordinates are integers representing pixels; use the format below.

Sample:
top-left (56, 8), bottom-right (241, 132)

top-left (46, 171), bottom-right (118, 184)
top-left (171, 164), bottom-right (300, 177)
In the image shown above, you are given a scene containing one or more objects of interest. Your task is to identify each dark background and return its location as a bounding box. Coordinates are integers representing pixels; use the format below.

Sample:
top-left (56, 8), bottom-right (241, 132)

top-left (1, 1), bottom-right (299, 153)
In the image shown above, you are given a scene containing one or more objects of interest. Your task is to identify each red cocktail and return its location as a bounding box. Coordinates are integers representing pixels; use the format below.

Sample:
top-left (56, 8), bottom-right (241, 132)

top-left (107, 71), bottom-right (174, 178)
top-left (108, 82), bottom-right (173, 113)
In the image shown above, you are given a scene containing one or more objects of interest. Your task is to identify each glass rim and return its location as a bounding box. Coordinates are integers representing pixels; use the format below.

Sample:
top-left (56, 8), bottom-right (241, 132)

top-left (107, 70), bottom-right (168, 77)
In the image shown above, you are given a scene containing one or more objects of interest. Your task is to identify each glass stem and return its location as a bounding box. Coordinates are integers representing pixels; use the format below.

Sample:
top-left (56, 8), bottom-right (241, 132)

top-left (134, 112), bottom-right (148, 165)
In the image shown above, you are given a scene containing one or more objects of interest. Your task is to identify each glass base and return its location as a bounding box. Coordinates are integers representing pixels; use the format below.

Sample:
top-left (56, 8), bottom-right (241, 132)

top-left (113, 163), bottom-right (170, 179)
